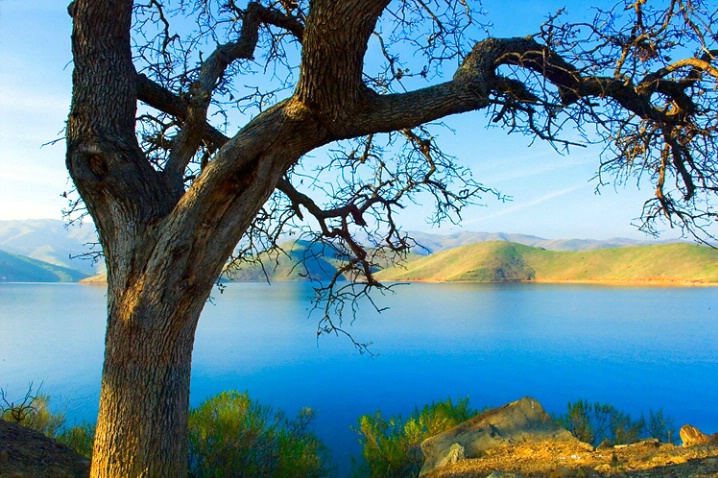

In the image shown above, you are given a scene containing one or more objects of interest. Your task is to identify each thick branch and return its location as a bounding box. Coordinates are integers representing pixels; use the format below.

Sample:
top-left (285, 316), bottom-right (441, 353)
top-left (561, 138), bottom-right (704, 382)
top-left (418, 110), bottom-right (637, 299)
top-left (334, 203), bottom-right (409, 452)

top-left (137, 74), bottom-right (230, 151)
top-left (164, 2), bottom-right (307, 191)
top-left (67, 0), bottom-right (174, 281)
top-left (164, 2), bottom-right (264, 189)
top-left (295, 0), bottom-right (390, 119)
top-left (349, 36), bottom-right (710, 139)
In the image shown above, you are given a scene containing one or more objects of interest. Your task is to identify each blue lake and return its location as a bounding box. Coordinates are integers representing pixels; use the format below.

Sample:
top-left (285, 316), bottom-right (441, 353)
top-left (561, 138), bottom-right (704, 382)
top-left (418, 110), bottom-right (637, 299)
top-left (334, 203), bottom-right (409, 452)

top-left (1, 282), bottom-right (717, 475)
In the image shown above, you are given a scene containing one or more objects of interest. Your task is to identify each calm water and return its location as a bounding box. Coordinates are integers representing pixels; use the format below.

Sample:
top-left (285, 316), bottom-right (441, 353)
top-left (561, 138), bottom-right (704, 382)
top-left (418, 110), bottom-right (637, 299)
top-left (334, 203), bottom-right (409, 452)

top-left (1, 282), bottom-right (717, 474)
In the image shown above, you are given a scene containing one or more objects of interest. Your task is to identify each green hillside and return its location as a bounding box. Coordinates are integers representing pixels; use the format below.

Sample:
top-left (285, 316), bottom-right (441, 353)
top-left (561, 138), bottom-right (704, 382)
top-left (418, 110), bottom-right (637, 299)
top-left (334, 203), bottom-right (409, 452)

top-left (0, 249), bottom-right (89, 282)
top-left (82, 239), bottom-right (415, 284)
top-left (225, 240), bottom-right (341, 282)
top-left (375, 241), bottom-right (718, 284)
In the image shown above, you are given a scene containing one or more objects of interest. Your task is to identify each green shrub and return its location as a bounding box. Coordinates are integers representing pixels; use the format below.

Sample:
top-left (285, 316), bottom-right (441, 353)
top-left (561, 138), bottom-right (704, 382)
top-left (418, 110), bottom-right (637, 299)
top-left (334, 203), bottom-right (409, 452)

top-left (0, 385), bottom-right (65, 438)
top-left (56, 422), bottom-right (96, 458)
top-left (188, 390), bottom-right (331, 478)
top-left (352, 397), bottom-right (476, 478)
top-left (562, 399), bottom-right (595, 444)
top-left (557, 400), bottom-right (675, 446)
top-left (646, 408), bottom-right (677, 444)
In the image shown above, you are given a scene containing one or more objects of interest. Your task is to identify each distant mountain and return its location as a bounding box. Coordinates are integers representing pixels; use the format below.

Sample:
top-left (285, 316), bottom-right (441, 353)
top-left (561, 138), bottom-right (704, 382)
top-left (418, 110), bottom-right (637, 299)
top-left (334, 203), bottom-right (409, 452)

top-left (0, 219), bottom-right (102, 275)
top-left (82, 239), bottom-right (408, 284)
top-left (2, 219), bottom-right (694, 284)
top-left (407, 231), bottom-right (658, 254)
top-left (376, 241), bottom-right (718, 284)
top-left (225, 240), bottom-right (342, 282)
top-left (0, 249), bottom-right (89, 282)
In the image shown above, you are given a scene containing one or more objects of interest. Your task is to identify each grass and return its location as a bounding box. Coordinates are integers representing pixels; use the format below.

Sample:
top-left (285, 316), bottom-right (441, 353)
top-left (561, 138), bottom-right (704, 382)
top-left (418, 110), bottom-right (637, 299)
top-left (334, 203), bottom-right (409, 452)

top-left (376, 242), bottom-right (718, 284)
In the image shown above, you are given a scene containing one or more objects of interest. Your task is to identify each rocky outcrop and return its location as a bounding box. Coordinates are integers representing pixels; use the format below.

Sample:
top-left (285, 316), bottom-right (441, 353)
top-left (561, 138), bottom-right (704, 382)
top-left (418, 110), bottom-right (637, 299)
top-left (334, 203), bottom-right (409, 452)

top-left (681, 424), bottom-right (717, 447)
top-left (419, 397), bottom-right (591, 476)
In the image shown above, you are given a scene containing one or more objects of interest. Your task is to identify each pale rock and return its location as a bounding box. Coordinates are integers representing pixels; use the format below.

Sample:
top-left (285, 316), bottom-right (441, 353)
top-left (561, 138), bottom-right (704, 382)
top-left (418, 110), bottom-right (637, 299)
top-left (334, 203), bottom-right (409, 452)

top-left (419, 397), bottom-right (591, 476)
top-left (615, 438), bottom-right (660, 449)
top-left (432, 443), bottom-right (465, 470)
top-left (680, 424), bottom-right (714, 447)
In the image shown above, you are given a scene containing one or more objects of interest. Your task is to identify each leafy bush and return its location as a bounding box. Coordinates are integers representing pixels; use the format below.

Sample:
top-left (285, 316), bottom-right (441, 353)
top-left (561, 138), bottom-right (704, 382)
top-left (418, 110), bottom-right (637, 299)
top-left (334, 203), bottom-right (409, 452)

top-left (352, 397), bottom-right (476, 478)
top-left (188, 390), bottom-right (331, 478)
top-left (56, 422), bottom-right (96, 458)
top-left (0, 385), bottom-right (65, 437)
top-left (557, 400), bottom-right (676, 446)
top-left (646, 408), bottom-right (677, 444)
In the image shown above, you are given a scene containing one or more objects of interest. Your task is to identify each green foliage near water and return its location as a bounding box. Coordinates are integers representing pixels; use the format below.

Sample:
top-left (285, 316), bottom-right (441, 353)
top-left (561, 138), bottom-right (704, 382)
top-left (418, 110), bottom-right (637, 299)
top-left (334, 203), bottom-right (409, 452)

top-left (188, 390), bottom-right (331, 478)
top-left (2, 386), bottom-right (679, 475)
top-left (376, 241), bottom-right (718, 284)
top-left (0, 387), bottom-right (65, 437)
top-left (1, 387), bottom-right (331, 476)
top-left (352, 397), bottom-right (476, 478)
top-left (556, 399), bottom-right (677, 446)
top-left (56, 422), bottom-right (96, 458)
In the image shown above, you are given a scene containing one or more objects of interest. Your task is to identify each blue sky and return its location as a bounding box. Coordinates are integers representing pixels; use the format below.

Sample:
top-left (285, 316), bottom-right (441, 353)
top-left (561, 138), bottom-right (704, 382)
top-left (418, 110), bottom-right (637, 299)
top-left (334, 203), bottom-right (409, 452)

top-left (0, 0), bottom-right (685, 240)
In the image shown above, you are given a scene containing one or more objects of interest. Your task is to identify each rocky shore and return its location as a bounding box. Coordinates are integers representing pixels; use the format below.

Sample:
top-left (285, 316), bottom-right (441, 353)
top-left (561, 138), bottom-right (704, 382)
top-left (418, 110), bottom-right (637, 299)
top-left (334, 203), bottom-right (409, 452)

top-left (420, 397), bottom-right (718, 478)
top-left (425, 439), bottom-right (718, 477)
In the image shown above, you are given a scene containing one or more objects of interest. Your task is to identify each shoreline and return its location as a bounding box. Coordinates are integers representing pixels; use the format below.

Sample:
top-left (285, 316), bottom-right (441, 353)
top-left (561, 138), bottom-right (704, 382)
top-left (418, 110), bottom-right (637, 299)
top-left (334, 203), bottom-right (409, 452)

top-left (75, 277), bottom-right (718, 287)
top-left (374, 278), bottom-right (718, 287)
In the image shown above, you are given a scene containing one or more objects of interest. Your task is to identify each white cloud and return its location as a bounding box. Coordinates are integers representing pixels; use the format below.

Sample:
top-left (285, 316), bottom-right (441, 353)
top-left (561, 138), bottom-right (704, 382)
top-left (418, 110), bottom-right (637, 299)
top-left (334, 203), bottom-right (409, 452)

top-left (463, 184), bottom-right (588, 224)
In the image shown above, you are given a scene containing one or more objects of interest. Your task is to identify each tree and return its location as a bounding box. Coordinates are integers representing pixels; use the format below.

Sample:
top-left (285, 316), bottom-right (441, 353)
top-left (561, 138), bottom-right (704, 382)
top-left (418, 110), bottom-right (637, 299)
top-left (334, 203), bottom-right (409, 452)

top-left (65, 0), bottom-right (717, 475)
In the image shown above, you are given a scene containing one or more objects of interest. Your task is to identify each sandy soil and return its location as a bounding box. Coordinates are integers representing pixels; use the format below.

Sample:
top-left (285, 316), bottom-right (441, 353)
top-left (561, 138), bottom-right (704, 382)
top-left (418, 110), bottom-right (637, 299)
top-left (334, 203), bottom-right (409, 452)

top-left (425, 439), bottom-right (718, 478)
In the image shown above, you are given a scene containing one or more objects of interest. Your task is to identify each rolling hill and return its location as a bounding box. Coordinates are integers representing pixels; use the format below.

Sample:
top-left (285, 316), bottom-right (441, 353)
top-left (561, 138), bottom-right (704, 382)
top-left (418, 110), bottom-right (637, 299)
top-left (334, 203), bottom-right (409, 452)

top-left (0, 249), bottom-right (90, 282)
top-left (221, 240), bottom-right (342, 282)
top-left (81, 239), bottom-right (413, 284)
top-left (9, 216), bottom-right (705, 285)
top-left (407, 230), bottom-right (663, 254)
top-left (0, 219), bottom-right (102, 275)
top-left (81, 240), bottom-right (718, 286)
top-left (1, 219), bottom-right (673, 279)
top-left (375, 241), bottom-right (718, 285)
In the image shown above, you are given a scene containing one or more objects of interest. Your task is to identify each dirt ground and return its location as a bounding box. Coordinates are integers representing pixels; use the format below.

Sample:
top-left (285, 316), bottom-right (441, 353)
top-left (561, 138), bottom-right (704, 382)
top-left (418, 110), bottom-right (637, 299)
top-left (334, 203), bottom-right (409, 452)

top-left (425, 439), bottom-right (718, 478)
top-left (0, 420), bottom-right (90, 478)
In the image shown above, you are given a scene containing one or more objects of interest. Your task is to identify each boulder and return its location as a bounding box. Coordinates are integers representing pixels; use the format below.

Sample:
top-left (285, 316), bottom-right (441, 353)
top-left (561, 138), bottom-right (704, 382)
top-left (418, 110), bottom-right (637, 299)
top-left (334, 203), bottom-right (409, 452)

top-left (431, 443), bottom-right (465, 470)
top-left (680, 424), bottom-right (715, 447)
top-left (419, 397), bottom-right (591, 476)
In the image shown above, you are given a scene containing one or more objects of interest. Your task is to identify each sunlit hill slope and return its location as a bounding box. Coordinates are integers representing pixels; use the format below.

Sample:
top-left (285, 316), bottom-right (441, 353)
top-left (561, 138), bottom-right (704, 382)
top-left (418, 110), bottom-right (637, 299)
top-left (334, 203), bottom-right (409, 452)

top-left (375, 241), bottom-right (718, 285)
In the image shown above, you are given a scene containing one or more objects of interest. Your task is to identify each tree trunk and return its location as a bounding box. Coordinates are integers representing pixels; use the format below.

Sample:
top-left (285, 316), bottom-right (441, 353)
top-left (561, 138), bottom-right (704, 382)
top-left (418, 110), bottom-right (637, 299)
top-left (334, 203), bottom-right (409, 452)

top-left (90, 276), bottom-right (207, 477)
